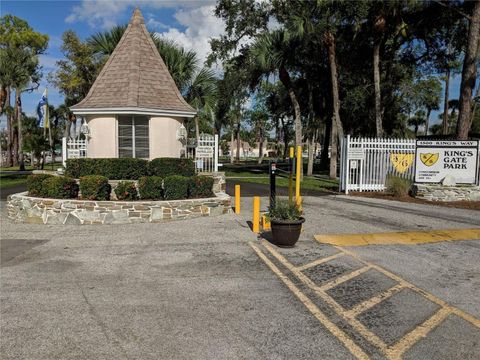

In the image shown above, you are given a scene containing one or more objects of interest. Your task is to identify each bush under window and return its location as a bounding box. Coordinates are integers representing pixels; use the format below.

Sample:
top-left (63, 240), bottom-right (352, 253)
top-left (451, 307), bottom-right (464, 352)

top-left (65, 158), bottom-right (148, 179)
top-left (114, 181), bottom-right (138, 201)
top-left (138, 176), bottom-right (163, 200)
top-left (80, 175), bottom-right (111, 200)
top-left (163, 175), bottom-right (189, 200)
top-left (148, 158), bottom-right (195, 178)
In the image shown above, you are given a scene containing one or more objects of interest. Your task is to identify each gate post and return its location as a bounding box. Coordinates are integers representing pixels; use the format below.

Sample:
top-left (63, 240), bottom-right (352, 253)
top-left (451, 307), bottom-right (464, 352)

top-left (62, 137), bottom-right (67, 168)
top-left (345, 135), bottom-right (350, 194)
top-left (214, 134), bottom-right (219, 172)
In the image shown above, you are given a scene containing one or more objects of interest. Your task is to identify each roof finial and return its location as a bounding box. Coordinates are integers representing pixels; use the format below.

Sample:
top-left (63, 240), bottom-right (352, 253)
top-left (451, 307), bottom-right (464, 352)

top-left (131, 7), bottom-right (144, 25)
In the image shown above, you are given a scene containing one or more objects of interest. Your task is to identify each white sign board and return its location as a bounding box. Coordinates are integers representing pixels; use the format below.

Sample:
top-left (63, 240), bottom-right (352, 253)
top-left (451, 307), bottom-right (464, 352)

top-left (196, 145), bottom-right (214, 158)
top-left (348, 148), bottom-right (364, 160)
top-left (67, 149), bottom-right (81, 159)
top-left (414, 140), bottom-right (479, 184)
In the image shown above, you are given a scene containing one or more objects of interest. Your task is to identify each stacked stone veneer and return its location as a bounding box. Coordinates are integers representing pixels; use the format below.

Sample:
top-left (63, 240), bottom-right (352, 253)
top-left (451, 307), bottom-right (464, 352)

top-left (411, 184), bottom-right (480, 202)
top-left (7, 192), bottom-right (231, 225)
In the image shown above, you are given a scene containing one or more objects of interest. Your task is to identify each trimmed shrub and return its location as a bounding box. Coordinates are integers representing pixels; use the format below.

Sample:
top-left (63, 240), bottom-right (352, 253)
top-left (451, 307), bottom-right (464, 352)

top-left (27, 174), bottom-right (53, 196)
top-left (148, 158), bottom-right (195, 178)
top-left (114, 181), bottom-right (138, 201)
top-left (188, 176), bottom-right (214, 198)
top-left (80, 175), bottom-right (111, 200)
top-left (65, 158), bottom-right (148, 180)
top-left (163, 175), bottom-right (189, 200)
top-left (41, 176), bottom-right (79, 199)
top-left (386, 174), bottom-right (412, 197)
top-left (138, 176), bottom-right (163, 200)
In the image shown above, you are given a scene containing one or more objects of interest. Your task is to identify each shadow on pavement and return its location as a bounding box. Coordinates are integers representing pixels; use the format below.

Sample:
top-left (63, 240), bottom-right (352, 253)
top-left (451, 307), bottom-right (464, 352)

top-left (226, 180), bottom-right (333, 198)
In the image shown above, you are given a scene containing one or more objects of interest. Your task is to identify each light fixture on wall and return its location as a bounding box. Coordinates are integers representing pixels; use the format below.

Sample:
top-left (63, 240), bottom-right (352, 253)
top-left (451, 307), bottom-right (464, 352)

top-left (176, 124), bottom-right (187, 140)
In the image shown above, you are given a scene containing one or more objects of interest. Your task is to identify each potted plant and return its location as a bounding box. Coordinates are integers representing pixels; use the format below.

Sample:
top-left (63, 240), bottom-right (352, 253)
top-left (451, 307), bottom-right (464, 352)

top-left (267, 199), bottom-right (305, 247)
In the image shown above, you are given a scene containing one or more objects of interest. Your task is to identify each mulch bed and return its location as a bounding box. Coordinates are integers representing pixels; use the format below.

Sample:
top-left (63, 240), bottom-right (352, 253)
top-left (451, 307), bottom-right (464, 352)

top-left (349, 191), bottom-right (480, 211)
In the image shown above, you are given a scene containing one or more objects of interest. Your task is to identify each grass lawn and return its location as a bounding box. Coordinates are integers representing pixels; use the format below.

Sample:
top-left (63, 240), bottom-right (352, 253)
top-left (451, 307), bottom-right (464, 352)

top-left (0, 162), bottom-right (63, 172)
top-left (0, 173), bottom-right (28, 189)
top-left (226, 171), bottom-right (339, 192)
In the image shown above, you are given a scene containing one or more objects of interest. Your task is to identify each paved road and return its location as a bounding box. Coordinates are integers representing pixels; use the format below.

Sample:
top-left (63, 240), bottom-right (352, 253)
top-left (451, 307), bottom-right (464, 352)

top-left (1, 188), bottom-right (479, 359)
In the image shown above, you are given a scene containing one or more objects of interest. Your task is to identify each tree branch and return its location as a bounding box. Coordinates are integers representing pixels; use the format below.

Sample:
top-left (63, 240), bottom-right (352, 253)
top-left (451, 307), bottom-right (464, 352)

top-left (432, 0), bottom-right (471, 21)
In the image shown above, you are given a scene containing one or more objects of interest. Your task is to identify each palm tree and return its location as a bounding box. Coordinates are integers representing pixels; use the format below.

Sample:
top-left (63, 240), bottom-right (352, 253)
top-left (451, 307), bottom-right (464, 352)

top-left (408, 111), bottom-right (426, 137)
top-left (251, 29), bottom-right (303, 149)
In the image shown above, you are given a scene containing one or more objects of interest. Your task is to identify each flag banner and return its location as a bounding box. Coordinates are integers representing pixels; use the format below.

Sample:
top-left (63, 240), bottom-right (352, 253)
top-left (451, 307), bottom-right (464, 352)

top-left (36, 88), bottom-right (49, 128)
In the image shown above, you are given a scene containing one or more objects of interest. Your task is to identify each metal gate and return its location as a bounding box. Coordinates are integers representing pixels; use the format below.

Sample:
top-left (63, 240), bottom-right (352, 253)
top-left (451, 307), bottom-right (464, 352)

top-left (187, 133), bottom-right (219, 173)
top-left (340, 136), bottom-right (416, 193)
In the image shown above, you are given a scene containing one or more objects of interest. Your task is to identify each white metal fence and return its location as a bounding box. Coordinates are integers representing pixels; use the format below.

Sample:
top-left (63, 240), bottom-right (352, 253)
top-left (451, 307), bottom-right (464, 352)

top-left (187, 133), bottom-right (219, 173)
top-left (62, 137), bottom-right (87, 167)
top-left (340, 136), bottom-right (416, 193)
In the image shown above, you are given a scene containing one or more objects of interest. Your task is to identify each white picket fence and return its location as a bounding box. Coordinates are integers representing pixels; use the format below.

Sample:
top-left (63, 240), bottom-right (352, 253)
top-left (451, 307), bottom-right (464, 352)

top-left (62, 137), bottom-right (87, 167)
top-left (340, 136), bottom-right (416, 193)
top-left (187, 133), bottom-right (219, 173)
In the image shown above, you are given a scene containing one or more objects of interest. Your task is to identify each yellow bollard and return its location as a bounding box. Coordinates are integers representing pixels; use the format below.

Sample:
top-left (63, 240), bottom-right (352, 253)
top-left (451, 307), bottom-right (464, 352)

top-left (295, 145), bottom-right (302, 201)
top-left (289, 146), bottom-right (294, 158)
top-left (235, 184), bottom-right (241, 214)
top-left (296, 195), bottom-right (303, 212)
top-left (253, 196), bottom-right (260, 233)
top-left (261, 213), bottom-right (271, 230)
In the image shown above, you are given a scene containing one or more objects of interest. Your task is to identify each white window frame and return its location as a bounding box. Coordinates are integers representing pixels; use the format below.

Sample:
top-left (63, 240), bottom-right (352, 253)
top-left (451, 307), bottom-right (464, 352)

top-left (117, 115), bottom-right (150, 159)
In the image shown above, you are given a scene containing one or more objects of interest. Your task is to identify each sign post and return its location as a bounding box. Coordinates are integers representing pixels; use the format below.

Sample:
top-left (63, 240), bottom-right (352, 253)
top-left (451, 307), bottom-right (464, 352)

top-left (414, 140), bottom-right (479, 184)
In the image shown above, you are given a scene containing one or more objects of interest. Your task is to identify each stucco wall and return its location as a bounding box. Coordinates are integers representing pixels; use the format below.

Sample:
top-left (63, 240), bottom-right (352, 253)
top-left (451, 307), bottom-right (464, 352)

top-left (85, 115), bottom-right (185, 159)
top-left (149, 116), bottom-right (184, 159)
top-left (86, 116), bottom-right (117, 158)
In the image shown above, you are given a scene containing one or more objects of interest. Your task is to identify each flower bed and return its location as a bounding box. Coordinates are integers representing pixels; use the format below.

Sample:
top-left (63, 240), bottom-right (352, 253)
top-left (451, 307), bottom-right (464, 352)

top-left (7, 192), bottom-right (231, 225)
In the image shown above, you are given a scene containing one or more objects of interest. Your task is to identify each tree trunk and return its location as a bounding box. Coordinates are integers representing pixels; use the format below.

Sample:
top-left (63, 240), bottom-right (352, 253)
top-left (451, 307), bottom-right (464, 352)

top-left (373, 41), bottom-right (383, 137)
top-left (329, 116), bottom-right (338, 179)
top-left (0, 84), bottom-right (7, 114)
top-left (15, 89), bottom-right (25, 171)
top-left (257, 135), bottom-right (264, 164)
top-left (279, 66), bottom-right (302, 148)
top-left (230, 128), bottom-right (234, 164)
top-left (307, 136), bottom-right (314, 176)
top-left (424, 108), bottom-right (432, 136)
top-left (236, 119), bottom-right (240, 162)
top-left (442, 69), bottom-right (450, 134)
top-left (456, 0), bottom-right (480, 139)
top-left (320, 115), bottom-right (331, 170)
top-left (274, 116), bottom-right (280, 157)
top-left (325, 31), bottom-right (342, 178)
top-left (5, 87), bottom-right (13, 167)
top-left (281, 116), bottom-right (289, 159)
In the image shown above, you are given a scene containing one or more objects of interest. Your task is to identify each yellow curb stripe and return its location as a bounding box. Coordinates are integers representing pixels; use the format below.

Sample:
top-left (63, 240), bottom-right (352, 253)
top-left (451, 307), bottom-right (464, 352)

top-left (262, 241), bottom-right (388, 353)
top-left (346, 284), bottom-right (405, 318)
top-left (249, 242), bottom-right (370, 360)
top-left (386, 308), bottom-right (451, 360)
top-left (320, 266), bottom-right (372, 291)
top-left (314, 228), bottom-right (480, 247)
top-left (297, 252), bottom-right (344, 271)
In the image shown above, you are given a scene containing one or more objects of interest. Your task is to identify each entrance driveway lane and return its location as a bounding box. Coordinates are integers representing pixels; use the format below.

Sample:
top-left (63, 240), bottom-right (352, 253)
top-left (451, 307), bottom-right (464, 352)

top-left (1, 211), bottom-right (357, 360)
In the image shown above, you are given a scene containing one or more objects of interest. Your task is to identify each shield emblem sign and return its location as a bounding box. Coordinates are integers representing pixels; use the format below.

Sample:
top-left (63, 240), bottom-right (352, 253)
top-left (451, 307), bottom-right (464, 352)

top-left (420, 153), bottom-right (439, 167)
top-left (390, 153), bottom-right (414, 173)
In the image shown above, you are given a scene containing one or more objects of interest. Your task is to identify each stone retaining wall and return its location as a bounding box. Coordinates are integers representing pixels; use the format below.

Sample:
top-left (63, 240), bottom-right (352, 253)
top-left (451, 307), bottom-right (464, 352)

top-left (411, 184), bottom-right (480, 202)
top-left (7, 192), bottom-right (231, 225)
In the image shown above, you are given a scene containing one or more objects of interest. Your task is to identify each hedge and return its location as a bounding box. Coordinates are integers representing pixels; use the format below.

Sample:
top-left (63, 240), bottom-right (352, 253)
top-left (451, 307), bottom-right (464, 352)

top-left (188, 176), bottom-right (214, 198)
top-left (27, 174), bottom-right (53, 196)
top-left (80, 175), bottom-right (111, 200)
top-left (41, 176), bottom-right (79, 199)
top-left (65, 158), bottom-right (148, 180)
top-left (148, 158), bottom-right (195, 178)
top-left (163, 175), bottom-right (189, 200)
top-left (114, 181), bottom-right (138, 201)
top-left (138, 176), bottom-right (163, 200)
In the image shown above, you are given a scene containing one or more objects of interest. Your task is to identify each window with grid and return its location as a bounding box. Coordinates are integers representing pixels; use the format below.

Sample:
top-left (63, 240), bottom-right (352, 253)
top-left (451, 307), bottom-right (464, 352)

top-left (118, 116), bottom-right (149, 158)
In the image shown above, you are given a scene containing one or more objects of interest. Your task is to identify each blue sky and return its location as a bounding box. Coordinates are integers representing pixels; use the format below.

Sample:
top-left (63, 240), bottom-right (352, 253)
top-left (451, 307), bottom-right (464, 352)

top-left (1, 0), bottom-right (462, 129)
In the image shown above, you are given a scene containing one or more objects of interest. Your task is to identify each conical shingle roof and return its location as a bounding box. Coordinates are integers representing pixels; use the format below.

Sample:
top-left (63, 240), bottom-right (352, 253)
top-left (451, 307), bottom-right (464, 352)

top-left (71, 8), bottom-right (195, 116)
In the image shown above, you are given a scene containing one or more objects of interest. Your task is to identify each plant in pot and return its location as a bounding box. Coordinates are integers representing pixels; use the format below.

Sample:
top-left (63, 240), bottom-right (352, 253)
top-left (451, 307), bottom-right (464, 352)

top-left (267, 199), bottom-right (305, 247)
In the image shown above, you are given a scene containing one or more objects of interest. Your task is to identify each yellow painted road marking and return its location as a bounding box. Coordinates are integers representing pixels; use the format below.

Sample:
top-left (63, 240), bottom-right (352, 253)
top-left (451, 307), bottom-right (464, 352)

top-left (386, 308), bottom-right (451, 360)
top-left (262, 241), bottom-right (389, 353)
top-left (320, 266), bottom-right (372, 291)
top-left (315, 228), bottom-right (480, 247)
top-left (249, 242), bottom-right (370, 360)
top-left (297, 252), bottom-right (344, 271)
top-left (346, 284), bottom-right (405, 318)
top-left (335, 245), bottom-right (480, 329)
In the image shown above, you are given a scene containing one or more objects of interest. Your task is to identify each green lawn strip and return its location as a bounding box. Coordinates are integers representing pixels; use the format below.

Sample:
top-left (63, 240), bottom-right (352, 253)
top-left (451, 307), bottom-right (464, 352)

top-left (0, 162), bottom-right (63, 172)
top-left (226, 171), bottom-right (338, 192)
top-left (0, 173), bottom-right (29, 189)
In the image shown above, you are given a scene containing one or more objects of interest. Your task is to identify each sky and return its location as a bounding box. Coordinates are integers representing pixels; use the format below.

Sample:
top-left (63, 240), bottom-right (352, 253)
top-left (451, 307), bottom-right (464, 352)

top-left (1, 0), bottom-right (462, 130)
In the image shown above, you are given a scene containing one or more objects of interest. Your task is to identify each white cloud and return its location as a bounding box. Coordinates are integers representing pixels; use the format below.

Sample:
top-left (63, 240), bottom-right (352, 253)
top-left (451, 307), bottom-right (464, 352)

top-left (158, 5), bottom-right (224, 67)
top-left (65, 0), bottom-right (215, 29)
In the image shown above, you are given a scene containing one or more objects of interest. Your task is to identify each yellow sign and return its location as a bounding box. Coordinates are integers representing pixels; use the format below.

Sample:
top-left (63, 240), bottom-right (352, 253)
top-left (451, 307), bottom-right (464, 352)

top-left (390, 153), bottom-right (414, 173)
top-left (420, 153), bottom-right (439, 167)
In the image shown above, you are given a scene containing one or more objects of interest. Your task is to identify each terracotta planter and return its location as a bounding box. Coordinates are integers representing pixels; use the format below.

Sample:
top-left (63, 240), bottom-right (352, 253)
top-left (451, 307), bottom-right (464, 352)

top-left (270, 217), bottom-right (305, 247)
